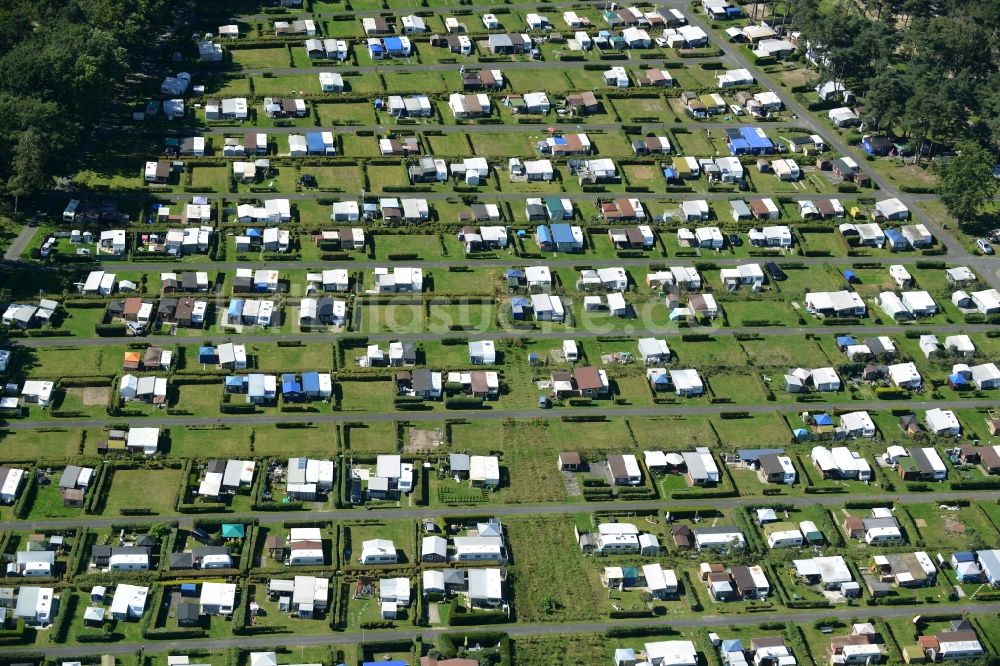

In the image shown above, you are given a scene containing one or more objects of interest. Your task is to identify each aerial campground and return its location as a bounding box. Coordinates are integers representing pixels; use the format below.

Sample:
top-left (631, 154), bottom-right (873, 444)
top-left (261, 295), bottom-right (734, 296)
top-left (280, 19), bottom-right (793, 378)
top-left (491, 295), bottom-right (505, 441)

top-left (0, 0), bottom-right (999, 664)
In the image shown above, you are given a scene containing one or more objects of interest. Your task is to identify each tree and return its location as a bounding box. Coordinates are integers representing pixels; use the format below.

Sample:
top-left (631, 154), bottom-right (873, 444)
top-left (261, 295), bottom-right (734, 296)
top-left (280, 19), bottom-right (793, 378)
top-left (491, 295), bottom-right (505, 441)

top-left (936, 140), bottom-right (998, 224)
top-left (6, 127), bottom-right (48, 211)
top-left (147, 522), bottom-right (171, 540)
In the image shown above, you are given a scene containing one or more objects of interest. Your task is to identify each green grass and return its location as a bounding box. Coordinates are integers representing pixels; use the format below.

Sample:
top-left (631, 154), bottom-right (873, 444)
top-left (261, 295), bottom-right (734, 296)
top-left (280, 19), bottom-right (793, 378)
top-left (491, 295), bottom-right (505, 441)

top-left (230, 47), bottom-right (291, 69)
top-left (365, 164), bottom-right (410, 190)
top-left (506, 516), bottom-right (602, 622)
top-left (25, 478), bottom-right (83, 519)
top-left (103, 468), bottom-right (181, 515)
top-left (343, 421), bottom-right (397, 453)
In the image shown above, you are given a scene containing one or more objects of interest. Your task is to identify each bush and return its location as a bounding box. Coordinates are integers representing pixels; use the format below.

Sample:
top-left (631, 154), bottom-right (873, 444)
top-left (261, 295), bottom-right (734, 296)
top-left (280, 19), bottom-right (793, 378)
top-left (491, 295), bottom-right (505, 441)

top-left (95, 323), bottom-right (127, 337)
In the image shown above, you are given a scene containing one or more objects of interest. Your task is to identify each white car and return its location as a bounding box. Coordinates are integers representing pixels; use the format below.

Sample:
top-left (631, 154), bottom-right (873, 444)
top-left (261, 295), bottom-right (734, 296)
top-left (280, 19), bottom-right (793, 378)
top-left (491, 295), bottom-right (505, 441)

top-left (729, 104), bottom-right (743, 115)
top-left (654, 36), bottom-right (668, 47)
top-left (977, 238), bottom-right (994, 255)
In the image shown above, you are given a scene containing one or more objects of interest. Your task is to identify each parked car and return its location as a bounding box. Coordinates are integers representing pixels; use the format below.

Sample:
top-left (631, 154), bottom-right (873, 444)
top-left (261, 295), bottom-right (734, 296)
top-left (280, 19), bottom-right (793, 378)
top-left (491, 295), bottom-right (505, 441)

top-left (728, 233), bottom-right (742, 247)
top-left (977, 238), bottom-right (994, 255)
top-left (765, 261), bottom-right (786, 281)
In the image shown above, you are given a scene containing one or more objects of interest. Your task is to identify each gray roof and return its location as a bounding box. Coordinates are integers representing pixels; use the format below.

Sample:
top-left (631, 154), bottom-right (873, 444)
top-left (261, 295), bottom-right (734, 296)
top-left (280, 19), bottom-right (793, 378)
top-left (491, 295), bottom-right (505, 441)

top-left (450, 453), bottom-right (471, 472)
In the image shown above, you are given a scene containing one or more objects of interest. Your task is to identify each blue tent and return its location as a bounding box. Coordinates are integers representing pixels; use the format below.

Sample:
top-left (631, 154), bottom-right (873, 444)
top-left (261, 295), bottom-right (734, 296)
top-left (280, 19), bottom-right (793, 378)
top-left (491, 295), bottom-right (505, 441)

top-left (792, 428), bottom-right (809, 440)
top-left (511, 297), bottom-right (530, 319)
top-left (302, 371), bottom-right (320, 395)
top-left (836, 335), bottom-right (856, 348)
top-left (535, 224), bottom-right (552, 246)
top-left (198, 346), bottom-right (218, 364)
top-left (180, 583), bottom-right (197, 596)
top-left (814, 413), bottom-right (833, 426)
top-left (884, 228), bottom-right (907, 249)
top-left (721, 639), bottom-right (744, 653)
top-left (225, 376), bottom-right (246, 392)
top-left (550, 223), bottom-right (576, 245)
top-left (383, 36), bottom-right (403, 53)
top-left (369, 43), bottom-right (385, 56)
top-left (843, 270), bottom-right (857, 282)
top-left (306, 131), bottom-right (325, 154)
top-left (227, 299), bottom-right (244, 318)
top-left (728, 138), bottom-right (751, 155)
top-left (663, 166), bottom-right (677, 179)
top-left (949, 374), bottom-right (967, 386)
top-left (281, 373), bottom-right (303, 399)
top-left (246, 228), bottom-right (262, 238)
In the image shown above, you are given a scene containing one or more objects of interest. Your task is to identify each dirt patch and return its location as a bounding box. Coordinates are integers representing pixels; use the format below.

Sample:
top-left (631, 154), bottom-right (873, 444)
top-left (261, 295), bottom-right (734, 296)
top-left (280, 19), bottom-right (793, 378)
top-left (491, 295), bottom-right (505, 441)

top-left (406, 428), bottom-right (443, 453)
top-left (914, 518), bottom-right (928, 528)
top-left (78, 387), bottom-right (110, 406)
top-left (625, 165), bottom-right (658, 182)
top-left (942, 514), bottom-right (966, 536)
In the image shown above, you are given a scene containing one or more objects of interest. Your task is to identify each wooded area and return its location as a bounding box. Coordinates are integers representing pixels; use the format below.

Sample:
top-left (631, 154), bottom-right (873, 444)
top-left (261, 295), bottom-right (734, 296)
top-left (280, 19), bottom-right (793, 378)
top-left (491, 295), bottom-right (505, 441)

top-left (794, 0), bottom-right (1000, 156)
top-left (0, 0), bottom-right (172, 202)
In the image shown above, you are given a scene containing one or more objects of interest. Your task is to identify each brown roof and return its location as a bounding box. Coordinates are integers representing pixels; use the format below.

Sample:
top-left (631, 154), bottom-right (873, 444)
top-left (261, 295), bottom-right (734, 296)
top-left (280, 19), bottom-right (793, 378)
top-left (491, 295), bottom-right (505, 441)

top-left (143, 347), bottom-right (163, 365)
top-left (567, 91), bottom-right (599, 108)
top-left (123, 298), bottom-right (142, 315)
top-left (616, 198), bottom-right (635, 218)
top-left (607, 454), bottom-right (630, 480)
top-left (830, 635), bottom-right (872, 652)
top-left (689, 294), bottom-right (711, 311)
top-left (559, 452), bottom-right (581, 465)
top-left (551, 371), bottom-right (573, 383)
top-left (981, 446), bottom-right (1000, 469)
top-left (289, 539), bottom-right (322, 550)
top-left (844, 516), bottom-right (864, 532)
top-left (573, 366), bottom-right (603, 390)
top-left (470, 371), bottom-right (489, 394)
top-left (747, 198), bottom-right (770, 216)
top-left (175, 298), bottom-right (195, 320)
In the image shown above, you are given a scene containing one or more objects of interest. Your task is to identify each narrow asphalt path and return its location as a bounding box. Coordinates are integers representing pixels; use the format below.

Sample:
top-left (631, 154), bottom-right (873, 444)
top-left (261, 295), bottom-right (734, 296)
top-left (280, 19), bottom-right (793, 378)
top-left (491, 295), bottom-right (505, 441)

top-left (0, 489), bottom-right (996, 533)
top-left (3, 226), bottom-right (37, 262)
top-left (12, 601), bottom-right (1000, 657)
top-left (3, 398), bottom-right (996, 431)
top-left (11, 322), bottom-right (999, 349)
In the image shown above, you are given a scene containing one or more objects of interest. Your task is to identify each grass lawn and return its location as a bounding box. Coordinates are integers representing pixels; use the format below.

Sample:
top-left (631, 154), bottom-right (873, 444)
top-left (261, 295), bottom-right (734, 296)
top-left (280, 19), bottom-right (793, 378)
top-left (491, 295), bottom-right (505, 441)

top-left (671, 129), bottom-right (716, 155)
top-left (424, 132), bottom-right (473, 156)
top-left (26, 478), bottom-right (83, 519)
top-left (506, 516), bottom-right (603, 622)
top-left (103, 468), bottom-right (181, 515)
top-left (426, 303), bottom-right (494, 333)
top-left (500, 421), bottom-right (567, 504)
top-left (340, 380), bottom-right (393, 412)
top-left (469, 132), bottom-right (544, 157)
top-left (361, 301), bottom-right (425, 334)
top-left (707, 370), bottom-right (768, 404)
top-left (722, 298), bottom-right (801, 326)
top-left (230, 47), bottom-right (290, 69)
top-left (711, 413), bottom-right (792, 447)
top-left (382, 70), bottom-right (448, 94)
top-left (365, 164), bottom-right (410, 191)
top-left (335, 133), bottom-right (378, 159)
top-left (190, 166), bottom-right (230, 192)
top-left (249, 342), bottom-right (333, 372)
top-left (343, 421), bottom-right (397, 453)
top-left (316, 102), bottom-right (376, 126)
top-left (370, 233), bottom-right (443, 260)
top-left (740, 335), bottom-right (830, 368)
top-left (166, 425), bottom-right (250, 458)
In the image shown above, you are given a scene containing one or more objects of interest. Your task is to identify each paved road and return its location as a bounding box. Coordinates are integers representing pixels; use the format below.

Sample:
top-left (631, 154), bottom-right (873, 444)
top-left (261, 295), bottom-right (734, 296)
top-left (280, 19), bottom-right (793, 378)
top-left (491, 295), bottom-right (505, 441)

top-left (12, 601), bottom-right (1000, 657)
top-left (236, 51), bottom-right (726, 77)
top-left (2, 226), bottom-right (37, 262)
top-left (11, 322), bottom-right (1000, 349)
top-left (22, 247), bottom-right (985, 273)
top-left (236, 0), bottom-right (656, 21)
top-left (2, 488), bottom-right (997, 533)
top-left (3, 397), bottom-right (996, 431)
